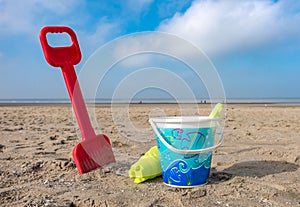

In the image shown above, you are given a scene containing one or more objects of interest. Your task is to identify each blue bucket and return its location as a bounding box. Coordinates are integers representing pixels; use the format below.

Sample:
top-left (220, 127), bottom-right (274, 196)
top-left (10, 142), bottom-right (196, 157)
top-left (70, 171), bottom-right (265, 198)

top-left (149, 116), bottom-right (223, 188)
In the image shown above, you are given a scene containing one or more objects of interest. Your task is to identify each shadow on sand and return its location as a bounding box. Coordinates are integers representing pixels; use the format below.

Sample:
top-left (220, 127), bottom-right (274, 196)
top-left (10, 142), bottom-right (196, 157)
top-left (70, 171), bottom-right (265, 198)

top-left (210, 160), bottom-right (299, 184)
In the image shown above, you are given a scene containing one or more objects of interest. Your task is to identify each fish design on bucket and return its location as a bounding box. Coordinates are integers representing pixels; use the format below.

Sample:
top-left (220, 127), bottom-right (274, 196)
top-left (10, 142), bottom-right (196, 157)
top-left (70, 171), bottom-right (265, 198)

top-left (171, 129), bottom-right (205, 151)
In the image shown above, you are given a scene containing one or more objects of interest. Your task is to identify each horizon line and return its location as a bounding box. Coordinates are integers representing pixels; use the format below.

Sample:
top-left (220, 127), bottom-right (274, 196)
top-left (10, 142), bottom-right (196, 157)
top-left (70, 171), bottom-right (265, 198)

top-left (0, 97), bottom-right (300, 105)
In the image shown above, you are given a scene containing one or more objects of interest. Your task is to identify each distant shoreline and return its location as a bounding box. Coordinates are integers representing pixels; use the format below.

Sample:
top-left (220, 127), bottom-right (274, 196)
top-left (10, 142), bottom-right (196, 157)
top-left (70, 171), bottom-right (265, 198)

top-left (0, 98), bottom-right (300, 106)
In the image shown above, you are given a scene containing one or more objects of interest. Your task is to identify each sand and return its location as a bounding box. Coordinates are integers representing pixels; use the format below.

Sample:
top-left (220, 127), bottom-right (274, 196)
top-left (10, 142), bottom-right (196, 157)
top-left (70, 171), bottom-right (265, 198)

top-left (0, 104), bottom-right (299, 207)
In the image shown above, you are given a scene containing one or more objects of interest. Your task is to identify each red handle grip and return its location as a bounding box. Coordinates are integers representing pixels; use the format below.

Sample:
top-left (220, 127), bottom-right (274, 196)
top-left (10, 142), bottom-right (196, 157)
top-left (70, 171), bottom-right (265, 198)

top-left (40, 26), bottom-right (81, 67)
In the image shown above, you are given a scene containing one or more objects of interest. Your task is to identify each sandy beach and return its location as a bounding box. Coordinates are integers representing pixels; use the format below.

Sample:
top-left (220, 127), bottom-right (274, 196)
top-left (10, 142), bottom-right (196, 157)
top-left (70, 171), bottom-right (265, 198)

top-left (0, 104), bottom-right (299, 207)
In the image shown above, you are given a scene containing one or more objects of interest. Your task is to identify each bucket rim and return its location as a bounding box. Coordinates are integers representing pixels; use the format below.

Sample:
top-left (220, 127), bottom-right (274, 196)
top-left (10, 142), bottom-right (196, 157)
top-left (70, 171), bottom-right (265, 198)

top-left (149, 117), bottom-right (224, 154)
top-left (149, 116), bottom-right (220, 123)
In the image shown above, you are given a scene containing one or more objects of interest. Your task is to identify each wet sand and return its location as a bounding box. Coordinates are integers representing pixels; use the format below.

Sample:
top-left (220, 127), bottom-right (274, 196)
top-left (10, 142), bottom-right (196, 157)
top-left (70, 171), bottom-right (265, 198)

top-left (0, 104), bottom-right (299, 206)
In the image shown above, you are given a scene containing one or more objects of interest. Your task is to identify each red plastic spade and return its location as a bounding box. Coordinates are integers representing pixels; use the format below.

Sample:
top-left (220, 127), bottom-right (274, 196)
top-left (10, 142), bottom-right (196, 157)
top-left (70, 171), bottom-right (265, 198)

top-left (40, 26), bottom-right (115, 174)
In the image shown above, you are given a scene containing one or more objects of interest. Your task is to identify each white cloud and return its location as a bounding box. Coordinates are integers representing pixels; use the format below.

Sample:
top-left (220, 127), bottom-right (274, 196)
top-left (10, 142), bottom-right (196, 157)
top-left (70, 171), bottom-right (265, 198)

top-left (157, 0), bottom-right (300, 56)
top-left (79, 17), bottom-right (121, 57)
top-left (110, 33), bottom-right (185, 68)
top-left (157, 0), bottom-right (192, 18)
top-left (0, 0), bottom-right (81, 35)
top-left (89, 20), bottom-right (119, 44)
top-left (126, 0), bottom-right (154, 14)
top-left (102, 31), bottom-right (214, 70)
top-left (112, 32), bottom-right (201, 60)
top-left (79, 0), bottom-right (154, 55)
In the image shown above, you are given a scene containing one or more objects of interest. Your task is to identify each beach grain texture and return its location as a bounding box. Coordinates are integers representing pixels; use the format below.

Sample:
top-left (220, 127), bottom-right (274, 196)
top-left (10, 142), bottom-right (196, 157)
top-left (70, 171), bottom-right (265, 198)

top-left (0, 104), bottom-right (299, 207)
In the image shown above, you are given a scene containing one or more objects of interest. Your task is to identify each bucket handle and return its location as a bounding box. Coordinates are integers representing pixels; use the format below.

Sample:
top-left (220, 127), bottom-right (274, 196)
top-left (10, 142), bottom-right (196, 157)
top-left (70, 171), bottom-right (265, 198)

top-left (149, 118), bottom-right (224, 155)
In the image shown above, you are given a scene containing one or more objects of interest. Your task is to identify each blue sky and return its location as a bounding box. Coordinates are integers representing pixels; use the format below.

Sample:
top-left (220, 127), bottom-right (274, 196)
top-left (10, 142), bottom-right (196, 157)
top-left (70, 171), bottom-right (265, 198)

top-left (0, 0), bottom-right (299, 100)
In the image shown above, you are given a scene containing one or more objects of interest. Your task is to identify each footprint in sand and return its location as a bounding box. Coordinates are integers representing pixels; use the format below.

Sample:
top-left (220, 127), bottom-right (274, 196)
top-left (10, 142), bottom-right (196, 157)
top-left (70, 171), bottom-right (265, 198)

top-left (0, 144), bottom-right (5, 152)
